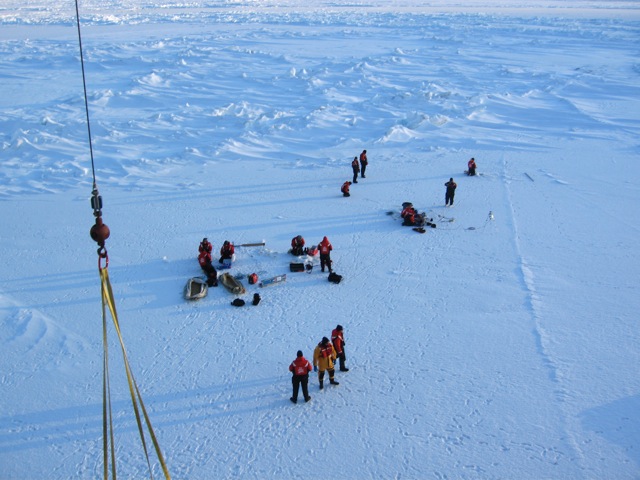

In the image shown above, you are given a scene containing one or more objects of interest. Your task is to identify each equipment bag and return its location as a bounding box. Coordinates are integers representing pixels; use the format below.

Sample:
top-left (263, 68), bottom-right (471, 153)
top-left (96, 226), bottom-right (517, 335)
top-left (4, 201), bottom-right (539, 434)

top-left (328, 272), bottom-right (343, 284)
top-left (231, 298), bottom-right (245, 307)
top-left (252, 293), bottom-right (261, 306)
top-left (290, 262), bottom-right (305, 272)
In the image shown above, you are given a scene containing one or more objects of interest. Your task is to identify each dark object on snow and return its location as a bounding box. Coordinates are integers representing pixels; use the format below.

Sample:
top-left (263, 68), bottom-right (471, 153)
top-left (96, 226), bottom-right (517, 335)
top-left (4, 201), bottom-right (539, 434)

top-left (305, 263), bottom-right (313, 272)
top-left (290, 262), bottom-right (305, 272)
top-left (328, 272), bottom-right (343, 284)
top-left (231, 298), bottom-right (246, 307)
top-left (248, 273), bottom-right (258, 284)
top-left (252, 293), bottom-right (261, 305)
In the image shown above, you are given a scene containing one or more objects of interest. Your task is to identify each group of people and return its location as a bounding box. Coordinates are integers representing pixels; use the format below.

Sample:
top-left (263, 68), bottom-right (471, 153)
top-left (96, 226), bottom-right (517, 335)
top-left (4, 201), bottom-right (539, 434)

top-left (444, 157), bottom-right (477, 206)
top-left (289, 324), bottom-right (349, 404)
top-left (342, 149), bottom-right (368, 197)
top-left (197, 238), bottom-right (236, 286)
top-left (290, 234), bottom-right (334, 273)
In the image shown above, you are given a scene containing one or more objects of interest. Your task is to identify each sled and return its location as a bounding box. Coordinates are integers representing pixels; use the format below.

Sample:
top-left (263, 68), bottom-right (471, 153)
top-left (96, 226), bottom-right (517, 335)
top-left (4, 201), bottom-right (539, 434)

top-left (260, 274), bottom-right (286, 287)
top-left (219, 272), bottom-right (246, 295)
top-left (185, 277), bottom-right (208, 300)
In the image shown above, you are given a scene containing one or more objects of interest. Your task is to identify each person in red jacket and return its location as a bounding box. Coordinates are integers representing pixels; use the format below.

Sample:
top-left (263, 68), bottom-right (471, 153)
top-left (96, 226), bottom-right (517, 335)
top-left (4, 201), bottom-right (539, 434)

top-left (331, 324), bottom-right (349, 372)
top-left (219, 240), bottom-right (235, 264)
top-left (359, 149), bottom-right (368, 178)
top-left (341, 181), bottom-right (351, 197)
top-left (199, 237), bottom-right (212, 254)
top-left (198, 249), bottom-right (218, 286)
top-left (289, 350), bottom-right (312, 403)
top-left (318, 236), bottom-right (333, 273)
top-left (351, 156), bottom-right (360, 183)
top-left (467, 157), bottom-right (477, 176)
top-left (401, 203), bottom-right (417, 225)
top-left (290, 235), bottom-right (306, 256)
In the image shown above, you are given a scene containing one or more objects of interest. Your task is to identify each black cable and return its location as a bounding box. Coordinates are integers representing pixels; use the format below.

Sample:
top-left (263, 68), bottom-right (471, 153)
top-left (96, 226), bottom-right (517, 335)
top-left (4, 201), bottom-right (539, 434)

top-left (74, 0), bottom-right (97, 188)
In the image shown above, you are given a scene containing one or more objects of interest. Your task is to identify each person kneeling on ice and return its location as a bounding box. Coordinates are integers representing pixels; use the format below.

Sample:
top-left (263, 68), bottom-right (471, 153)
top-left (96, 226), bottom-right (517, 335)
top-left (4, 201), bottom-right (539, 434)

top-left (198, 249), bottom-right (218, 287)
top-left (313, 337), bottom-right (339, 390)
top-left (341, 181), bottom-right (351, 197)
top-left (289, 350), bottom-right (312, 404)
top-left (401, 203), bottom-right (425, 227)
top-left (290, 235), bottom-right (306, 256)
top-left (467, 157), bottom-right (477, 176)
top-left (219, 240), bottom-right (235, 265)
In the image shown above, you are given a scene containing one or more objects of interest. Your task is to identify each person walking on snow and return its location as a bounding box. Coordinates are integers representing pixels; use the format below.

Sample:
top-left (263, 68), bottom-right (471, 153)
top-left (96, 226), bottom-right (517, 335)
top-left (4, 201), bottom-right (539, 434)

top-left (289, 350), bottom-right (312, 403)
top-left (445, 178), bottom-right (457, 206)
top-left (313, 337), bottom-right (339, 389)
top-left (318, 236), bottom-right (333, 273)
top-left (467, 157), bottom-right (477, 176)
top-left (351, 156), bottom-right (360, 183)
top-left (331, 324), bottom-right (349, 372)
top-left (341, 181), bottom-right (351, 197)
top-left (359, 150), bottom-right (368, 178)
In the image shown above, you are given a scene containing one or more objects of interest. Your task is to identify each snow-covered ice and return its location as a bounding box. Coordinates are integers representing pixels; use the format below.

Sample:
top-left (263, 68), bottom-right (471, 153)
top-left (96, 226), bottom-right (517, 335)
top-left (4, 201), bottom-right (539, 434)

top-left (1, 1), bottom-right (639, 478)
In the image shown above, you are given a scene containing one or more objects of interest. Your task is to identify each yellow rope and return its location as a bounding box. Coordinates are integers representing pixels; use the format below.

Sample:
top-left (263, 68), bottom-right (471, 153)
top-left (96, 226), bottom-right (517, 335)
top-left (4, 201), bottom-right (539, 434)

top-left (101, 267), bottom-right (171, 479)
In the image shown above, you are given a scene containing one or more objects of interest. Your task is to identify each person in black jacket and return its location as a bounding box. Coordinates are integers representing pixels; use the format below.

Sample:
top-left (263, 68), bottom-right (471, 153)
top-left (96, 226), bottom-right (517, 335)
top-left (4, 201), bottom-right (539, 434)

top-left (445, 178), bottom-right (457, 206)
top-left (351, 156), bottom-right (360, 183)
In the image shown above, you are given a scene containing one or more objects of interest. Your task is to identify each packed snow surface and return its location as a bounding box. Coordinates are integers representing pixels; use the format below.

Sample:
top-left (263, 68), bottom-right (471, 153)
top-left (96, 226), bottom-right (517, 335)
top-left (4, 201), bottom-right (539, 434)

top-left (1, 1), bottom-right (639, 478)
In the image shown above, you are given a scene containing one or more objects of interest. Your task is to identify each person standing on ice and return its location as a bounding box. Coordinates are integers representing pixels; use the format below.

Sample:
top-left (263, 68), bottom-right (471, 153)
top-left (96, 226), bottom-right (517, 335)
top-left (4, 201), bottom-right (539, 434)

top-left (290, 235), bottom-right (306, 256)
top-left (351, 156), bottom-right (360, 183)
top-left (467, 157), bottom-right (477, 176)
top-left (359, 149), bottom-right (368, 178)
top-left (318, 236), bottom-right (333, 273)
top-left (313, 337), bottom-right (339, 390)
top-left (445, 178), bottom-right (457, 206)
top-left (289, 350), bottom-right (312, 404)
top-left (341, 181), bottom-right (351, 197)
top-left (331, 324), bottom-right (349, 372)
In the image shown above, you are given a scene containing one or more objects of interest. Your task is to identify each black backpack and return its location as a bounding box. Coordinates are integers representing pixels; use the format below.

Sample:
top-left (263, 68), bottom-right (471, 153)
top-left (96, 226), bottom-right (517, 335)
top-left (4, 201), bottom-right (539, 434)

top-left (328, 272), bottom-right (343, 284)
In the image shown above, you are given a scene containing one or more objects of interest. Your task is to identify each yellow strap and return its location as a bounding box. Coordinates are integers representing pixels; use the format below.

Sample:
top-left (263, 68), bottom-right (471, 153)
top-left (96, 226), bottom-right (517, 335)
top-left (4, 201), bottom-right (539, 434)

top-left (101, 267), bottom-right (171, 480)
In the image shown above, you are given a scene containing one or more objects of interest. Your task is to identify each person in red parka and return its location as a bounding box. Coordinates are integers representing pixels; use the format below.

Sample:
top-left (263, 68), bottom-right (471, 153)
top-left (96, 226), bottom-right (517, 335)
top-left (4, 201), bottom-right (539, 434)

top-left (199, 237), bottom-right (212, 254)
top-left (219, 240), bottom-right (235, 264)
top-left (341, 181), bottom-right (351, 197)
top-left (467, 157), bottom-right (477, 176)
top-left (290, 235), bottom-right (306, 256)
top-left (198, 249), bottom-right (218, 287)
top-left (289, 350), bottom-right (312, 404)
top-left (331, 324), bottom-right (349, 372)
top-left (401, 203), bottom-right (417, 225)
top-left (318, 236), bottom-right (333, 273)
top-left (359, 149), bottom-right (368, 178)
